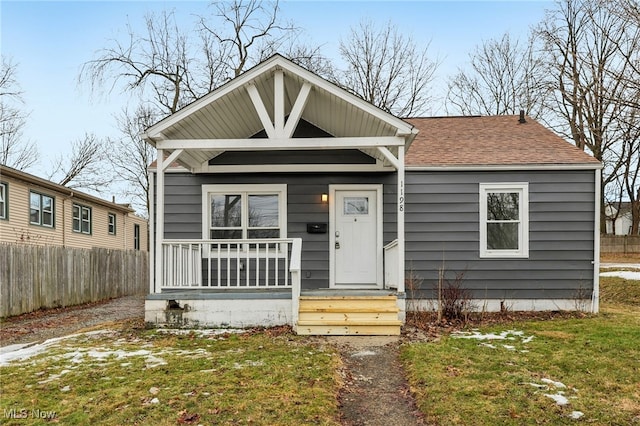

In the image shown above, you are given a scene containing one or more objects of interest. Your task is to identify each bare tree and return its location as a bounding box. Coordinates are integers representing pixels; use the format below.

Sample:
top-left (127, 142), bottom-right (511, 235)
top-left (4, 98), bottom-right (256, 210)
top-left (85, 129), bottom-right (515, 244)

top-left (47, 133), bottom-right (112, 193)
top-left (337, 19), bottom-right (439, 117)
top-left (536, 0), bottom-right (640, 228)
top-left (199, 0), bottom-right (299, 79)
top-left (0, 56), bottom-right (38, 170)
top-left (80, 10), bottom-right (193, 114)
top-left (80, 0), bottom-right (315, 118)
top-left (109, 105), bottom-right (159, 216)
top-left (446, 33), bottom-right (548, 117)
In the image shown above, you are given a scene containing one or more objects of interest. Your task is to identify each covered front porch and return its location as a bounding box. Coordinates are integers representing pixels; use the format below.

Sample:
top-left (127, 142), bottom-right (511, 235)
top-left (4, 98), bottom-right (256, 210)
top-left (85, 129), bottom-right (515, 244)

top-left (144, 238), bottom-right (404, 334)
top-left (143, 55), bottom-right (416, 335)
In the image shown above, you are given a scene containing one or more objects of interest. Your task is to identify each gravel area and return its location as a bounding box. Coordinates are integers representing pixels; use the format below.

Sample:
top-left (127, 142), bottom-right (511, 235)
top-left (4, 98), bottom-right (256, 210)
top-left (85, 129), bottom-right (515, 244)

top-left (0, 294), bottom-right (145, 347)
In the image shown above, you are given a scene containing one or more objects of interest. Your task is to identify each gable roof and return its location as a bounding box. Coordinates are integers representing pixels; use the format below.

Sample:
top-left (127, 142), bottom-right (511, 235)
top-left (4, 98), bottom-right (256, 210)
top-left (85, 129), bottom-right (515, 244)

top-left (404, 116), bottom-right (601, 168)
top-left (0, 164), bottom-right (135, 213)
top-left (143, 54), bottom-right (416, 170)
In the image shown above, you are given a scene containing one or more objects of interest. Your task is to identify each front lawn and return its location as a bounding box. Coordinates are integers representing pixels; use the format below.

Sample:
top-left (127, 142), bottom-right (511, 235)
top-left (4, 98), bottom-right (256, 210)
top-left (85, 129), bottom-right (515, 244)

top-left (401, 275), bottom-right (640, 425)
top-left (0, 326), bottom-right (341, 425)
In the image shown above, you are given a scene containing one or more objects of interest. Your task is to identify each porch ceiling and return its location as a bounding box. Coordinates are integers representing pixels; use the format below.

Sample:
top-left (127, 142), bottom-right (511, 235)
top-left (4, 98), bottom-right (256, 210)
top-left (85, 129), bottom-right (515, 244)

top-left (143, 55), bottom-right (417, 171)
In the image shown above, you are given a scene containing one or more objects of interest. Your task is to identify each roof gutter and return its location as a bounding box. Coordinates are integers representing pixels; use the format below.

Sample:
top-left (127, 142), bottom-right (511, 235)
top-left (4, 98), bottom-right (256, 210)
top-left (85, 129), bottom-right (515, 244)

top-left (0, 165), bottom-right (135, 214)
top-left (407, 163), bottom-right (603, 171)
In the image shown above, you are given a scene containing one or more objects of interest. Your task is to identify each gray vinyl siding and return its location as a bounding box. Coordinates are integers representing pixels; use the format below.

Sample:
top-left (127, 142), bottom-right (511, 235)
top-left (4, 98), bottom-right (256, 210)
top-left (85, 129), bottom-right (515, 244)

top-left (157, 168), bottom-right (596, 300)
top-left (404, 170), bottom-right (596, 300)
top-left (158, 172), bottom-right (397, 290)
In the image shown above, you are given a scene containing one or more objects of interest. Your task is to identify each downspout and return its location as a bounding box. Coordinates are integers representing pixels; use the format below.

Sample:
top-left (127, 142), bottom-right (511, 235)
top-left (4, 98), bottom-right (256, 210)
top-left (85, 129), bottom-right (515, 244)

top-left (592, 168), bottom-right (601, 313)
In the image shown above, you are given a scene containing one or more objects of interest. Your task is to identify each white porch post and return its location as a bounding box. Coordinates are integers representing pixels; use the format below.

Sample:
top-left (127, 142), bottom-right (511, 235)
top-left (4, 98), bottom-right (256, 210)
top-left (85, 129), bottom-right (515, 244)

top-left (397, 145), bottom-right (405, 294)
top-left (155, 149), bottom-right (164, 291)
top-left (149, 171), bottom-right (155, 293)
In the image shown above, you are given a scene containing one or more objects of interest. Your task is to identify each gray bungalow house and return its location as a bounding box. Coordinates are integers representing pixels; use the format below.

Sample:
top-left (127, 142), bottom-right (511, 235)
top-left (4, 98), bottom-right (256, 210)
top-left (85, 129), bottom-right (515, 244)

top-left (143, 54), bottom-right (601, 335)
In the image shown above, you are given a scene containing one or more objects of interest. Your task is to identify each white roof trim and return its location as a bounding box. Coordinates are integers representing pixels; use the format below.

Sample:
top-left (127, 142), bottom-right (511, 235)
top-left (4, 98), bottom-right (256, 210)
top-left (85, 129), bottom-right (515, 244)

top-left (143, 54), bottom-right (415, 141)
top-left (407, 163), bottom-right (603, 171)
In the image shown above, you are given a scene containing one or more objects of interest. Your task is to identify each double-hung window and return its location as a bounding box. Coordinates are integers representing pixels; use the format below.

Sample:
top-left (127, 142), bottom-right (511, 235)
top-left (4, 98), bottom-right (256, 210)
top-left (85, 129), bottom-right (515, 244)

top-left (72, 204), bottom-right (92, 234)
top-left (0, 182), bottom-right (7, 220)
top-left (108, 213), bottom-right (117, 235)
top-left (479, 183), bottom-right (529, 258)
top-left (203, 184), bottom-right (287, 245)
top-left (30, 191), bottom-right (54, 227)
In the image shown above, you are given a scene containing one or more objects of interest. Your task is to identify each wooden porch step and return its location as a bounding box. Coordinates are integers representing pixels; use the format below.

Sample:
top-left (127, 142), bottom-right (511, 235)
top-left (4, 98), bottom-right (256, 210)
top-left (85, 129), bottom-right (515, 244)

top-left (296, 324), bottom-right (401, 336)
top-left (296, 294), bottom-right (402, 336)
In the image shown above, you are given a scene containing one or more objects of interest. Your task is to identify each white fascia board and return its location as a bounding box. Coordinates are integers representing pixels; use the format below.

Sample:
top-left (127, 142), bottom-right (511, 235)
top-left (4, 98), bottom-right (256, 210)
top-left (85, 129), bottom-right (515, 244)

top-left (156, 136), bottom-right (406, 150)
top-left (145, 56), bottom-right (285, 138)
top-left (283, 61), bottom-right (415, 135)
top-left (146, 55), bottom-right (415, 140)
top-left (407, 163), bottom-right (603, 171)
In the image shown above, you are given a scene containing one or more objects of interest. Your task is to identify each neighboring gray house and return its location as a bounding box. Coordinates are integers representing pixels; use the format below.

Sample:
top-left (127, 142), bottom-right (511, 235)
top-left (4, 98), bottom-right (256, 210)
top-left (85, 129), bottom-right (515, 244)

top-left (143, 55), bottom-right (601, 335)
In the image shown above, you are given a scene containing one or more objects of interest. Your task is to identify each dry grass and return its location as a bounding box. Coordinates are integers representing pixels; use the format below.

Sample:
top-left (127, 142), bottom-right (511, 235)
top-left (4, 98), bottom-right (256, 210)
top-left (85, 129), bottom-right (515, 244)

top-left (402, 275), bottom-right (640, 425)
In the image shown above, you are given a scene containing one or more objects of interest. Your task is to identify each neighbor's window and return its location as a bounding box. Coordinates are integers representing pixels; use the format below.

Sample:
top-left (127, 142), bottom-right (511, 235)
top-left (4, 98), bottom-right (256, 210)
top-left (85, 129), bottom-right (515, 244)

top-left (479, 183), bottom-right (529, 258)
top-left (108, 213), bottom-right (116, 235)
top-left (72, 204), bottom-right (92, 234)
top-left (134, 224), bottom-right (140, 250)
top-left (30, 191), bottom-right (54, 227)
top-left (203, 184), bottom-right (287, 243)
top-left (0, 182), bottom-right (7, 220)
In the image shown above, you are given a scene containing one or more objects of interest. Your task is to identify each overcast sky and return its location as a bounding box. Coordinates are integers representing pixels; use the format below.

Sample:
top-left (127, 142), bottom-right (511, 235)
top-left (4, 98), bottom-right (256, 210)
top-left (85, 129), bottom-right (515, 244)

top-left (1, 0), bottom-right (550, 181)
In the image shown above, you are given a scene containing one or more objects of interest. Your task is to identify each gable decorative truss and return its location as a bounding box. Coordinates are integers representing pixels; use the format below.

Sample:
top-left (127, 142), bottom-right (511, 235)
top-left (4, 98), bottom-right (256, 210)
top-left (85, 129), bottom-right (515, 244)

top-left (143, 54), bottom-right (417, 173)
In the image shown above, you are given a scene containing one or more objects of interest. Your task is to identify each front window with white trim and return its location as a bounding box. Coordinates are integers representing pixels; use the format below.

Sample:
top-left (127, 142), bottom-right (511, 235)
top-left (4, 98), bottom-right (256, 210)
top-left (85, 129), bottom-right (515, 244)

top-left (479, 183), bottom-right (529, 258)
top-left (204, 184), bottom-right (287, 243)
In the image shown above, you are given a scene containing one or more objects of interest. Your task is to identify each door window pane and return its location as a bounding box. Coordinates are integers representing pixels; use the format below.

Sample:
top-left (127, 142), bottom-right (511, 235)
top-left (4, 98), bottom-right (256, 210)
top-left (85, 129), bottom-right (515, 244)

top-left (344, 197), bottom-right (369, 215)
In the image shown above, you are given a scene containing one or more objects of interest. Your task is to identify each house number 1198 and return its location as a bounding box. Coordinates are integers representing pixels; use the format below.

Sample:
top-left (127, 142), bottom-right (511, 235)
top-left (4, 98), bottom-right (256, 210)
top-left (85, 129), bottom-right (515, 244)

top-left (399, 180), bottom-right (405, 212)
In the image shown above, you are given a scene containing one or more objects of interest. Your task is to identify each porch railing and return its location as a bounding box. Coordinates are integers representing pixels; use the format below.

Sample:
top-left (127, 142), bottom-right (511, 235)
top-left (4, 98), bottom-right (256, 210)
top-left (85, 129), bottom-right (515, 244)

top-left (160, 239), bottom-right (300, 289)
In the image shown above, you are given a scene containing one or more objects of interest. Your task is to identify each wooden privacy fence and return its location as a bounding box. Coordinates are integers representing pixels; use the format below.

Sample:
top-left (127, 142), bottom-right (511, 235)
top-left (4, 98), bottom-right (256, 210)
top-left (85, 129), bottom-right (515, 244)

top-left (601, 235), bottom-right (640, 254)
top-left (0, 244), bottom-right (148, 318)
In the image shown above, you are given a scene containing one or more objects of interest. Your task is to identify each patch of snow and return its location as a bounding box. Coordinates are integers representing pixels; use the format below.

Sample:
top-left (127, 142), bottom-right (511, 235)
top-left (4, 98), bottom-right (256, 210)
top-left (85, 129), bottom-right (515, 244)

top-left (599, 271), bottom-right (640, 280)
top-left (0, 330), bottom-right (114, 366)
top-left (60, 385), bottom-right (71, 392)
top-left (351, 350), bottom-right (377, 357)
top-left (155, 328), bottom-right (245, 337)
top-left (522, 336), bottom-right (535, 344)
top-left (145, 354), bottom-right (167, 368)
top-left (544, 393), bottom-right (570, 406)
top-left (479, 343), bottom-right (497, 349)
top-left (503, 345), bottom-right (516, 351)
top-left (570, 411), bottom-right (584, 419)
top-left (541, 378), bottom-right (566, 389)
top-left (150, 398), bottom-right (159, 404)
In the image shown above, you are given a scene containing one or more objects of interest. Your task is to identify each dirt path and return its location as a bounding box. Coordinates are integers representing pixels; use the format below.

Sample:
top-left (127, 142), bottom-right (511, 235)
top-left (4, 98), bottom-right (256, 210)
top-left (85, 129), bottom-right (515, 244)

top-left (328, 336), bottom-right (425, 426)
top-left (0, 294), bottom-right (145, 347)
top-left (1, 299), bottom-right (426, 425)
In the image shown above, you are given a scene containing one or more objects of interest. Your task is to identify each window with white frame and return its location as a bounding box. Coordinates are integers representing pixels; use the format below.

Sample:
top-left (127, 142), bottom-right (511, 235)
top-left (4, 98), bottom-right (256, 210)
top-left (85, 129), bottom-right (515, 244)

top-left (30, 191), bottom-right (54, 227)
top-left (72, 203), bottom-right (92, 234)
top-left (0, 182), bottom-right (7, 220)
top-left (479, 183), bottom-right (529, 258)
top-left (134, 224), bottom-right (140, 250)
top-left (203, 184), bottom-right (287, 242)
top-left (108, 213), bottom-right (116, 235)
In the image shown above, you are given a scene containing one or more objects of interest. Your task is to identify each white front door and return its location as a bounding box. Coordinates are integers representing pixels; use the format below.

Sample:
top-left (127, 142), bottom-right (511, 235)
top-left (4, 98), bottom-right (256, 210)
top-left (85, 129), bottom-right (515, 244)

top-left (330, 186), bottom-right (382, 288)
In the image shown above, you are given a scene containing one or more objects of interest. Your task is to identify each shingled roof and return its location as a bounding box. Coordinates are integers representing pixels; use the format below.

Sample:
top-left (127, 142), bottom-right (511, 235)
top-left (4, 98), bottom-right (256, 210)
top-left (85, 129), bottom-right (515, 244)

top-left (404, 116), bottom-right (601, 168)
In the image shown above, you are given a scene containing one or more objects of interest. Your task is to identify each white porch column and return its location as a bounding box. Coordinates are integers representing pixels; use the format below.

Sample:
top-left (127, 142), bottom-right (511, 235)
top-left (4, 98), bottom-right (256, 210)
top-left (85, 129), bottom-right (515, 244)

top-left (149, 171), bottom-right (155, 293)
top-left (155, 149), bottom-right (164, 291)
top-left (397, 145), bottom-right (405, 294)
